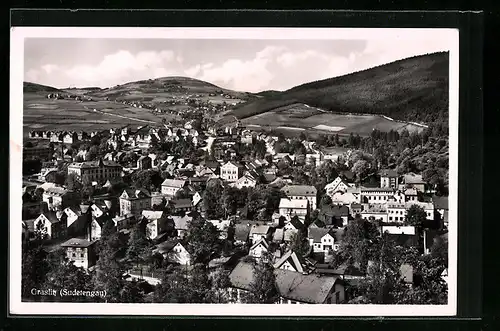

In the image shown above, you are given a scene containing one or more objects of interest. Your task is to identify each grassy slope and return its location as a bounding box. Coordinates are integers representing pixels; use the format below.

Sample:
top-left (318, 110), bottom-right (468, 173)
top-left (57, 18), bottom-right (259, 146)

top-left (229, 52), bottom-right (449, 124)
top-left (23, 82), bottom-right (61, 93)
top-left (87, 76), bottom-right (257, 101)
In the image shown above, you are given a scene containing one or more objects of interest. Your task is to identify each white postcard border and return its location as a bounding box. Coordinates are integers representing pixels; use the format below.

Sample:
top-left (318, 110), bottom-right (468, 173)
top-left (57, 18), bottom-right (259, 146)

top-left (9, 26), bottom-right (459, 316)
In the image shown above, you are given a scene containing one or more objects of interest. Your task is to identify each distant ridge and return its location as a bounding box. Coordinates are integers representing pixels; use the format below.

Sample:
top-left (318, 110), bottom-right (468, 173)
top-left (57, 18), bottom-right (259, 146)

top-left (228, 52), bottom-right (450, 124)
top-left (23, 82), bottom-right (60, 93)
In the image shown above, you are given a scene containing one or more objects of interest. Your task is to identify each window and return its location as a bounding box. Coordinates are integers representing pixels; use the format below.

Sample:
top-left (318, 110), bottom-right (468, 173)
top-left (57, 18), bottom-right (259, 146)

top-left (72, 253), bottom-right (76, 257)
top-left (80, 253), bottom-right (85, 258)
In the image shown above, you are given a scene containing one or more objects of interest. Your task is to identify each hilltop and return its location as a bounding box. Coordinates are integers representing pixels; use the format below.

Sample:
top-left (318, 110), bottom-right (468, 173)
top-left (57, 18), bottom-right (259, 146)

top-left (87, 76), bottom-right (257, 102)
top-left (229, 52), bottom-right (449, 124)
top-left (23, 82), bottom-right (61, 93)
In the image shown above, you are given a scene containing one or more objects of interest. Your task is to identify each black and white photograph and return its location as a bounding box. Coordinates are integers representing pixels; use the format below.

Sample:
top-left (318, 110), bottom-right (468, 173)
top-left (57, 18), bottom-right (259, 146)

top-left (10, 27), bottom-right (459, 316)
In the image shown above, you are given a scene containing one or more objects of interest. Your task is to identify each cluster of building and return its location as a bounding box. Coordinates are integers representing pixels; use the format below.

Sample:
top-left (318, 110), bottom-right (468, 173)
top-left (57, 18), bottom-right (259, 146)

top-left (22, 117), bottom-right (449, 305)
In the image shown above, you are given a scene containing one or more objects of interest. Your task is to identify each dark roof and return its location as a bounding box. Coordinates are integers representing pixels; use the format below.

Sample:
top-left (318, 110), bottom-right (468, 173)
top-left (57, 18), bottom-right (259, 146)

top-left (234, 224), bottom-right (250, 242)
top-left (39, 211), bottom-right (63, 224)
top-left (281, 185), bottom-right (317, 197)
top-left (228, 262), bottom-right (340, 304)
top-left (121, 188), bottom-right (151, 200)
top-left (320, 205), bottom-right (349, 217)
top-left (170, 199), bottom-right (193, 209)
top-left (380, 169), bottom-right (398, 177)
top-left (432, 195), bottom-right (448, 210)
top-left (60, 238), bottom-right (95, 248)
top-left (308, 227), bottom-right (333, 243)
top-left (288, 217), bottom-right (304, 231)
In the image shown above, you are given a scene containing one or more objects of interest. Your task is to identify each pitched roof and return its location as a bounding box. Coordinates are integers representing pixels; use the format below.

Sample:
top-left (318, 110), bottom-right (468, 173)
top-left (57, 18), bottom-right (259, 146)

top-left (153, 239), bottom-right (180, 255)
top-left (170, 198), bottom-right (193, 209)
top-left (171, 214), bottom-right (192, 230)
top-left (39, 211), bottom-right (63, 224)
top-left (234, 224), bottom-right (250, 242)
top-left (161, 179), bottom-right (186, 188)
top-left (60, 238), bottom-right (95, 248)
top-left (121, 188), bottom-right (151, 200)
top-left (142, 210), bottom-right (164, 221)
top-left (250, 238), bottom-right (269, 251)
top-left (273, 250), bottom-right (306, 273)
top-left (380, 169), bottom-right (398, 177)
top-left (69, 159), bottom-right (121, 169)
top-left (273, 228), bottom-right (284, 242)
top-left (287, 217), bottom-right (304, 230)
top-left (228, 262), bottom-right (340, 304)
top-left (308, 227), bottom-right (332, 243)
top-left (43, 186), bottom-right (69, 196)
top-left (320, 205), bottom-right (349, 217)
top-left (281, 185), bottom-right (317, 197)
top-left (275, 269), bottom-right (340, 303)
top-left (404, 173), bottom-right (425, 184)
top-left (249, 224), bottom-right (270, 236)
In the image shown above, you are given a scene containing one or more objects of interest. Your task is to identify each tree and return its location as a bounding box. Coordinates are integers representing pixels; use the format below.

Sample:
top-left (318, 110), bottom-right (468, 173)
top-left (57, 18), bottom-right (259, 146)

top-left (92, 233), bottom-right (126, 303)
top-left (87, 145), bottom-right (99, 161)
top-left (154, 266), bottom-right (190, 303)
top-left (33, 187), bottom-right (44, 202)
top-left (126, 222), bottom-right (151, 268)
top-left (210, 267), bottom-right (232, 303)
top-left (289, 231), bottom-right (310, 257)
top-left (184, 218), bottom-right (221, 264)
top-left (430, 235), bottom-right (448, 267)
top-left (340, 216), bottom-right (380, 271)
top-left (131, 169), bottom-right (163, 192)
top-left (320, 194), bottom-right (332, 207)
top-left (65, 172), bottom-right (82, 192)
top-left (22, 245), bottom-right (50, 300)
top-left (244, 252), bottom-right (279, 304)
top-left (405, 205), bottom-right (427, 228)
top-left (351, 159), bottom-right (370, 182)
top-left (42, 259), bottom-right (94, 302)
top-left (119, 280), bottom-right (145, 303)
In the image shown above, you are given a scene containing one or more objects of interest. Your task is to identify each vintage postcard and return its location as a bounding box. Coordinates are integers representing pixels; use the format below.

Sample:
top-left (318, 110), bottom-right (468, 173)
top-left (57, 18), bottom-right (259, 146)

top-left (10, 27), bottom-right (458, 316)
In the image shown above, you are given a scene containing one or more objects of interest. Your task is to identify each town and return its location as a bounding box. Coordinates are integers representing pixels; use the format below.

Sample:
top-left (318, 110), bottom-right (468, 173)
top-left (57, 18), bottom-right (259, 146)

top-left (21, 107), bottom-right (449, 305)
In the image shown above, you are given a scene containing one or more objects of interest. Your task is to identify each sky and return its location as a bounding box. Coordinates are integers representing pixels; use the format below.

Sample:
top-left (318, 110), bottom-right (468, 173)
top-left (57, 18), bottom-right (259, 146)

top-left (24, 34), bottom-right (453, 93)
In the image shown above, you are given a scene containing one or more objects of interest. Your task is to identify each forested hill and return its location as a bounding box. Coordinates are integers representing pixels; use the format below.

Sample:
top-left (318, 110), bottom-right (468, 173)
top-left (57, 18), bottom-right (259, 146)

top-left (230, 52), bottom-right (449, 125)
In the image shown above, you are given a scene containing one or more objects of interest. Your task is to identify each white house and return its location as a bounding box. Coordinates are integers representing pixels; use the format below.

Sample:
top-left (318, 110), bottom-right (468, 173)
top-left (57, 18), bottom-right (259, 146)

top-left (307, 228), bottom-right (339, 253)
top-left (220, 161), bottom-right (244, 182)
top-left (34, 211), bottom-right (67, 240)
top-left (249, 224), bottom-right (271, 245)
top-left (154, 240), bottom-right (191, 266)
top-left (279, 198), bottom-right (309, 223)
top-left (142, 210), bottom-right (169, 240)
top-left (387, 203), bottom-right (407, 223)
top-left (273, 250), bottom-right (311, 274)
top-left (281, 185), bottom-right (317, 210)
top-left (325, 176), bottom-right (353, 197)
top-left (161, 179), bottom-right (186, 197)
top-left (249, 238), bottom-right (269, 260)
top-left (231, 173), bottom-right (257, 189)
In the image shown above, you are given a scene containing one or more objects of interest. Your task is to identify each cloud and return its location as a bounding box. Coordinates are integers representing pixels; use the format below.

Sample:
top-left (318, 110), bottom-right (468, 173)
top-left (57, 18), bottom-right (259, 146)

top-left (25, 69), bottom-right (41, 82)
top-left (27, 49), bottom-right (182, 88)
top-left (41, 64), bottom-right (59, 74)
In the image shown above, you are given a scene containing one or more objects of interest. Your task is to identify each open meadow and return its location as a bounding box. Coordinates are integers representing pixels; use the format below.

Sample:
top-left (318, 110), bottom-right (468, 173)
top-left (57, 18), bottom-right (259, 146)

top-left (239, 103), bottom-right (424, 137)
top-left (23, 92), bottom-right (170, 135)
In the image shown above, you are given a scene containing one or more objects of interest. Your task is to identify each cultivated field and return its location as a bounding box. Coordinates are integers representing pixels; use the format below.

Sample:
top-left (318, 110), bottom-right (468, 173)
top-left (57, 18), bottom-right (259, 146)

top-left (23, 92), bottom-right (170, 135)
top-left (239, 103), bottom-right (424, 137)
